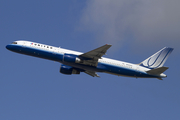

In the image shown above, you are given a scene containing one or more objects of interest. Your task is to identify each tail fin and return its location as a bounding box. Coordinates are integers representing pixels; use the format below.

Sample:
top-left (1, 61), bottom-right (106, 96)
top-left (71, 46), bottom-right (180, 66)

top-left (139, 47), bottom-right (173, 69)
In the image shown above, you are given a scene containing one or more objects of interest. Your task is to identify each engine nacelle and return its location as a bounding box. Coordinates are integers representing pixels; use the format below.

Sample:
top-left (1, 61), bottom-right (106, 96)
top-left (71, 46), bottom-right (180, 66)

top-left (60, 64), bottom-right (80, 75)
top-left (63, 54), bottom-right (81, 63)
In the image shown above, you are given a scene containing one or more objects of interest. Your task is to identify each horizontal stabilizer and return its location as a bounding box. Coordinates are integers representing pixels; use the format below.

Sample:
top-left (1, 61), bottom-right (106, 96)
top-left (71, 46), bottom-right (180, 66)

top-left (146, 67), bottom-right (169, 75)
top-left (157, 78), bottom-right (163, 80)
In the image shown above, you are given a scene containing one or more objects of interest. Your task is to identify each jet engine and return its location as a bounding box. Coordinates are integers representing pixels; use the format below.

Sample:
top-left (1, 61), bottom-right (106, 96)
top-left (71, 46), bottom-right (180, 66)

top-left (60, 64), bottom-right (80, 75)
top-left (63, 53), bottom-right (82, 63)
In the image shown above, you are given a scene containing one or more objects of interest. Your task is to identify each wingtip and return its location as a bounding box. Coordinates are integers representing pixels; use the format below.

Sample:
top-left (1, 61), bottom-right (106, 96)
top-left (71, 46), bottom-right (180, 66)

top-left (106, 44), bottom-right (112, 46)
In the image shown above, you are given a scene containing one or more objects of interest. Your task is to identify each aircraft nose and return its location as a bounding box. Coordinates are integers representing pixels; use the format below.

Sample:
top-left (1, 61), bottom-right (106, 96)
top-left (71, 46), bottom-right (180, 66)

top-left (6, 45), bottom-right (11, 50)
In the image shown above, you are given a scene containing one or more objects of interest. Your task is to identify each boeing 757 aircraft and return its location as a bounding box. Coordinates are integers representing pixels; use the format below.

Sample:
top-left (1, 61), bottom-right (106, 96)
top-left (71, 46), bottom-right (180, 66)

top-left (6, 40), bottom-right (173, 80)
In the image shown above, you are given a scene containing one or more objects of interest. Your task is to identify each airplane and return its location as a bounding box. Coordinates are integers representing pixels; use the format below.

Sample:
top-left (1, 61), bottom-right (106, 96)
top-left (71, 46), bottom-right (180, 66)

top-left (6, 40), bottom-right (174, 80)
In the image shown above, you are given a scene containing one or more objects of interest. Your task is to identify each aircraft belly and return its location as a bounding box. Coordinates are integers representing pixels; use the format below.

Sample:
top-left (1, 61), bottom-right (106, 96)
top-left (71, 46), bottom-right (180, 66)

top-left (62, 62), bottom-right (103, 72)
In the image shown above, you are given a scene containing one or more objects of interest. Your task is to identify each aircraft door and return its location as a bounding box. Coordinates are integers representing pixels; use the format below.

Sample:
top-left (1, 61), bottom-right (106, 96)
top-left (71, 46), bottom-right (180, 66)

top-left (22, 42), bottom-right (26, 48)
top-left (136, 66), bottom-right (139, 73)
top-left (135, 66), bottom-right (140, 78)
top-left (53, 47), bottom-right (56, 55)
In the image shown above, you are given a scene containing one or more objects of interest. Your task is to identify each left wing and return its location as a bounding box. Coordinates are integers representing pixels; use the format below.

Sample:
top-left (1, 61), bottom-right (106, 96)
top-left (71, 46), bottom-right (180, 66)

top-left (79, 44), bottom-right (112, 66)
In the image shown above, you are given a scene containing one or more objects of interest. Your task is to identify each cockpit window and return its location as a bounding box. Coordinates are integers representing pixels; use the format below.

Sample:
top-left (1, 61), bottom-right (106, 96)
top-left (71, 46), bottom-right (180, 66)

top-left (12, 42), bottom-right (17, 44)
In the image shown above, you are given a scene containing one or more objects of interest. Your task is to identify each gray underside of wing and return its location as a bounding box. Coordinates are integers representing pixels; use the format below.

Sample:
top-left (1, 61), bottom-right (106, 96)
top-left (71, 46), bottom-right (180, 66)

top-left (84, 71), bottom-right (100, 77)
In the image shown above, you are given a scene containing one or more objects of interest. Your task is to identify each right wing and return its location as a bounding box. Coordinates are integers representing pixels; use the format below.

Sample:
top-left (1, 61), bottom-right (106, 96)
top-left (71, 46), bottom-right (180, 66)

top-left (80, 44), bottom-right (112, 59)
top-left (79, 44), bottom-right (112, 66)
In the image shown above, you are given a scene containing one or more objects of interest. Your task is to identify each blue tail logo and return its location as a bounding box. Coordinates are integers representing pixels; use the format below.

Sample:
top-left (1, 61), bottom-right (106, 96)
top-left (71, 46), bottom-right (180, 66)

top-left (140, 47), bottom-right (173, 69)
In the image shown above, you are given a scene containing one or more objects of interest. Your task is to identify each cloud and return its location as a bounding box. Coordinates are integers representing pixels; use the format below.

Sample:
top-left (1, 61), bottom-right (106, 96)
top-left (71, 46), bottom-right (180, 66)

top-left (79, 0), bottom-right (180, 52)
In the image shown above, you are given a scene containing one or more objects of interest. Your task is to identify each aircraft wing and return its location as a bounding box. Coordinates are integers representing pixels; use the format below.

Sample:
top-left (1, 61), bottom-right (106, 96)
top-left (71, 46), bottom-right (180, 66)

top-left (79, 44), bottom-right (112, 66)
top-left (84, 71), bottom-right (100, 77)
top-left (80, 44), bottom-right (112, 59)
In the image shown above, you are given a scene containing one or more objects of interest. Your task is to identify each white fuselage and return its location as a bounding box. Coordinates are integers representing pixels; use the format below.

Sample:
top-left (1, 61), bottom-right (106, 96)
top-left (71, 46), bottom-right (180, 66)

top-left (6, 40), bottom-right (167, 79)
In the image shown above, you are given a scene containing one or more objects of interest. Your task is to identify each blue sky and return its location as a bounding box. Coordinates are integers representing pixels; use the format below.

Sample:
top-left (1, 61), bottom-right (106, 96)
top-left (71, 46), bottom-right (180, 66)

top-left (1, 0), bottom-right (180, 120)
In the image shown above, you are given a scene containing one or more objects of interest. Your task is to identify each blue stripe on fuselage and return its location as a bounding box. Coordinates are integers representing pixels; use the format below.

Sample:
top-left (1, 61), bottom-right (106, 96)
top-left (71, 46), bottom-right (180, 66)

top-left (97, 62), bottom-right (154, 78)
top-left (63, 61), bottom-right (156, 78)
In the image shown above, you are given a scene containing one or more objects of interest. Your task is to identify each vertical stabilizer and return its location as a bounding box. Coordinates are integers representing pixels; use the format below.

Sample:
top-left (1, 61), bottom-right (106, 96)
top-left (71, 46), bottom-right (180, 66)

top-left (139, 47), bottom-right (173, 69)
